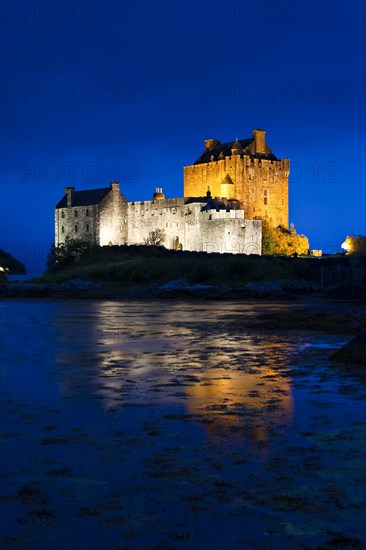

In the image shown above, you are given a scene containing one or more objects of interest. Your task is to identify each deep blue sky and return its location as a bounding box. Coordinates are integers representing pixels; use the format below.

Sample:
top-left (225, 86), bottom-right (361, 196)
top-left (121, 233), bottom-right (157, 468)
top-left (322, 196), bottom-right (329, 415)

top-left (1, 0), bottom-right (365, 271)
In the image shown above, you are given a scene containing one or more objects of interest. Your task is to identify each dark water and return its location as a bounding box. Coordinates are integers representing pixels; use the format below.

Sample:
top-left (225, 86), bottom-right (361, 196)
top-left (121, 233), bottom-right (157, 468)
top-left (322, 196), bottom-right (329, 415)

top-left (1, 300), bottom-right (365, 549)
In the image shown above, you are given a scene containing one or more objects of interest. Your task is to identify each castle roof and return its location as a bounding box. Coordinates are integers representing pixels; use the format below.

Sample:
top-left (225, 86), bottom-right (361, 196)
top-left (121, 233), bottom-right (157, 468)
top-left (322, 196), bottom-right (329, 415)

top-left (221, 174), bottom-right (234, 185)
top-left (193, 138), bottom-right (278, 165)
top-left (184, 196), bottom-right (240, 211)
top-left (56, 187), bottom-right (111, 208)
top-left (231, 139), bottom-right (243, 151)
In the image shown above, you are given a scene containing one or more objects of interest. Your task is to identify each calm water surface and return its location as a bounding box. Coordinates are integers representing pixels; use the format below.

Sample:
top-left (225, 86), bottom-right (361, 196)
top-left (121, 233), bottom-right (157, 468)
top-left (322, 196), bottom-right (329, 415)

top-left (1, 300), bottom-right (365, 549)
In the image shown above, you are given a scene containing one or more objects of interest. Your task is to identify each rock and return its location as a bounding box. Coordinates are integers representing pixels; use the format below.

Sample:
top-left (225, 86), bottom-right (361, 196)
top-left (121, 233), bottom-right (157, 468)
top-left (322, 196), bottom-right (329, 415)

top-left (332, 330), bottom-right (366, 365)
top-left (153, 279), bottom-right (189, 290)
top-left (60, 279), bottom-right (102, 290)
top-left (244, 279), bottom-right (319, 295)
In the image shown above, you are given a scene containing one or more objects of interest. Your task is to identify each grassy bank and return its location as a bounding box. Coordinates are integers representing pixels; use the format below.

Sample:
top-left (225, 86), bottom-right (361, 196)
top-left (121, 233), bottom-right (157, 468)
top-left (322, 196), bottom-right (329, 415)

top-left (40, 245), bottom-right (313, 286)
top-left (34, 245), bottom-right (365, 290)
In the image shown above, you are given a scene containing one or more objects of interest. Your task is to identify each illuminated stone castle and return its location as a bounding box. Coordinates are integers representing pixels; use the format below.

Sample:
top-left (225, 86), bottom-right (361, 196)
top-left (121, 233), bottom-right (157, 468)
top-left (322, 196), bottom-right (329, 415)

top-left (184, 129), bottom-right (289, 228)
top-left (55, 129), bottom-right (289, 254)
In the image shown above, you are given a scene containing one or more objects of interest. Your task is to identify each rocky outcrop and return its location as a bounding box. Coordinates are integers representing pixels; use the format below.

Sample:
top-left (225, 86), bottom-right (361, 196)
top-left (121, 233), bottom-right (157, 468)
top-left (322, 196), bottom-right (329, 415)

top-left (332, 330), bottom-right (366, 365)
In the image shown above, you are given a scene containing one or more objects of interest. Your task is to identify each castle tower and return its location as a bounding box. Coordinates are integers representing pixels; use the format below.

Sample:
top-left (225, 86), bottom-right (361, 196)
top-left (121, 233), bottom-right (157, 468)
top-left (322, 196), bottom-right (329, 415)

top-left (220, 174), bottom-right (235, 199)
top-left (183, 129), bottom-right (289, 228)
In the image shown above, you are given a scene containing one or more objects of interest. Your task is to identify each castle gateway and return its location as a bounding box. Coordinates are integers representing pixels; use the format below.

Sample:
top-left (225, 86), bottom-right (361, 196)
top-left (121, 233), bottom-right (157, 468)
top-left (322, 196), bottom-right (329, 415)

top-left (55, 129), bottom-right (289, 255)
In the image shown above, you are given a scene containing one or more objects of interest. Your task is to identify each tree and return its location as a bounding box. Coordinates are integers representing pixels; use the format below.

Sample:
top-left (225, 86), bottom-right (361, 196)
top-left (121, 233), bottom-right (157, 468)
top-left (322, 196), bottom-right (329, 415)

top-left (342, 235), bottom-right (366, 254)
top-left (46, 237), bottom-right (97, 272)
top-left (0, 249), bottom-right (26, 274)
top-left (144, 229), bottom-right (166, 247)
top-left (257, 217), bottom-right (309, 256)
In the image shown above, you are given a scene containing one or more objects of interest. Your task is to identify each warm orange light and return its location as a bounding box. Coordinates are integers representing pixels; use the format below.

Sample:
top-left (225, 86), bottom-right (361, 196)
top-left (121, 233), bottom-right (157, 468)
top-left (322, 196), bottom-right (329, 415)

top-left (341, 237), bottom-right (352, 253)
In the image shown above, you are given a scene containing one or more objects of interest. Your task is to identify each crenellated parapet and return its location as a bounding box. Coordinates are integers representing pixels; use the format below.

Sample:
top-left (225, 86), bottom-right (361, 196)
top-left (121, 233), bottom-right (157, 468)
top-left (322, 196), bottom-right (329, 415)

top-left (184, 129), bottom-right (289, 228)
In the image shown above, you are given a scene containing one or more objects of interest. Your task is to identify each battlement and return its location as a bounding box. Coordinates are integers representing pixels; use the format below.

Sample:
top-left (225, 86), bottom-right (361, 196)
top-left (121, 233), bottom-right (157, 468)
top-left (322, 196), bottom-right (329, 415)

top-left (55, 128), bottom-right (287, 254)
top-left (184, 130), bottom-right (289, 228)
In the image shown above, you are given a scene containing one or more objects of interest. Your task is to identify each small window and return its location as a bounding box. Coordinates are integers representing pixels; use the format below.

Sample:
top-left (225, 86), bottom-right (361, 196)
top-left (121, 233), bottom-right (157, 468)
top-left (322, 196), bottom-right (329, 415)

top-left (61, 226), bottom-right (64, 233)
top-left (264, 190), bottom-right (268, 205)
top-left (61, 211), bottom-right (64, 218)
top-left (86, 224), bottom-right (89, 232)
top-left (75, 225), bottom-right (78, 233)
top-left (86, 208), bottom-right (89, 216)
top-left (75, 210), bottom-right (78, 217)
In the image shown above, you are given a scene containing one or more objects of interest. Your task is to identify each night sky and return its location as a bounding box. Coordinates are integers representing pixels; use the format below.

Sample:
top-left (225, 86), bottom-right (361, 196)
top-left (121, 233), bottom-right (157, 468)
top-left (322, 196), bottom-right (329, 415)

top-left (1, 0), bottom-right (365, 271)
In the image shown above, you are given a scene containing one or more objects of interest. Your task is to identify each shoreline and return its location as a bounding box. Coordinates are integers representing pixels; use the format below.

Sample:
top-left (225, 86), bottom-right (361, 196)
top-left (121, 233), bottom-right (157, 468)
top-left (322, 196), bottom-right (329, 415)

top-left (1, 279), bottom-right (366, 303)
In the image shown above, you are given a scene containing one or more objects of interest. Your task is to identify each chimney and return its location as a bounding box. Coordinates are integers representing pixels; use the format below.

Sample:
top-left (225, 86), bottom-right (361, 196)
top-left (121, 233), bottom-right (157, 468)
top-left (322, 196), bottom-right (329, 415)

top-left (110, 181), bottom-right (120, 192)
top-left (252, 129), bottom-right (266, 154)
top-left (204, 139), bottom-right (220, 151)
top-left (153, 187), bottom-right (165, 200)
top-left (65, 186), bottom-right (75, 207)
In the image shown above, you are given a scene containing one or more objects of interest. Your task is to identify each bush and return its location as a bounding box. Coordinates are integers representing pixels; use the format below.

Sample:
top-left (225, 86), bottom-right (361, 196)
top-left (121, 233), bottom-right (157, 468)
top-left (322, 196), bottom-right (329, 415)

top-left (342, 235), bottom-right (366, 254)
top-left (257, 218), bottom-right (309, 256)
top-left (46, 238), bottom-right (98, 272)
top-left (0, 249), bottom-right (26, 274)
top-left (144, 229), bottom-right (166, 246)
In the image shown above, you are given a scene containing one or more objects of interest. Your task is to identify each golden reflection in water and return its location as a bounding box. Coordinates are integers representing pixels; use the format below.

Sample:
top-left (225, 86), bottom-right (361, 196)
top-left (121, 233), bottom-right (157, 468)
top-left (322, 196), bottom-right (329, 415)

top-left (184, 368), bottom-right (293, 451)
top-left (53, 302), bottom-right (294, 452)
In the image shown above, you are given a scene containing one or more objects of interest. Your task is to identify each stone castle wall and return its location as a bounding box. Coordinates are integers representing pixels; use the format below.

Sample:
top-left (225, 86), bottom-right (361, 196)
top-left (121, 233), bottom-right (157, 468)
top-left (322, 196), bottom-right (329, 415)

top-left (98, 184), bottom-right (128, 246)
top-left (184, 156), bottom-right (289, 228)
top-left (56, 192), bottom-right (262, 255)
top-left (127, 199), bottom-right (261, 254)
top-left (55, 204), bottom-right (100, 246)
top-left (55, 184), bottom-right (128, 247)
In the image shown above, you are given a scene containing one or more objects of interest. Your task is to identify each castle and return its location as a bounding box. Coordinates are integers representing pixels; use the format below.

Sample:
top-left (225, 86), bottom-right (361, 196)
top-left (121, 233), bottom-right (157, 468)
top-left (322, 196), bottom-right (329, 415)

top-left (55, 129), bottom-right (289, 255)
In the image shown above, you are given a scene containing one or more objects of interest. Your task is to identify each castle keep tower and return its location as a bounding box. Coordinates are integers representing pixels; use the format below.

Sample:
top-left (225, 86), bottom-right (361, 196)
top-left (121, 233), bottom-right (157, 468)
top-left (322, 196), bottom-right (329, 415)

top-left (184, 129), bottom-right (289, 228)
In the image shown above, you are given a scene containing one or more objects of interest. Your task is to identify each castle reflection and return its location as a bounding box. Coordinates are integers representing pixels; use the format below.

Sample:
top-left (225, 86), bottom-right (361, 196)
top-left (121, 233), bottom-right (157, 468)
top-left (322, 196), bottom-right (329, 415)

top-left (53, 301), bottom-right (294, 452)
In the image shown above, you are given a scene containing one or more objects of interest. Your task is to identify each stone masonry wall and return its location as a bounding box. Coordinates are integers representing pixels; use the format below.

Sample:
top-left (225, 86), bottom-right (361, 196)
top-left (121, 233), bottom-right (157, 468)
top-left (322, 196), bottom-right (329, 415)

top-left (55, 204), bottom-right (99, 246)
top-left (184, 156), bottom-right (289, 229)
top-left (99, 185), bottom-right (128, 245)
top-left (56, 189), bottom-right (262, 255)
top-left (127, 199), bottom-right (261, 254)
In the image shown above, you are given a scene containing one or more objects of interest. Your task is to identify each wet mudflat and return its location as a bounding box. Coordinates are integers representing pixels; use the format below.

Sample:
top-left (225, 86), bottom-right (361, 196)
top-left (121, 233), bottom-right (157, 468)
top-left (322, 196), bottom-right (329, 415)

top-left (0, 300), bottom-right (365, 550)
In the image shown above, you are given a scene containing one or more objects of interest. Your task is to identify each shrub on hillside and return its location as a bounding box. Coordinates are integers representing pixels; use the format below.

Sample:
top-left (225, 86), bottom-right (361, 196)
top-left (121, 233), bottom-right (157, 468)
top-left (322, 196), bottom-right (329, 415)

top-left (342, 235), bottom-right (366, 255)
top-left (258, 218), bottom-right (309, 256)
top-left (46, 238), bottom-right (98, 272)
top-left (0, 249), bottom-right (26, 274)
